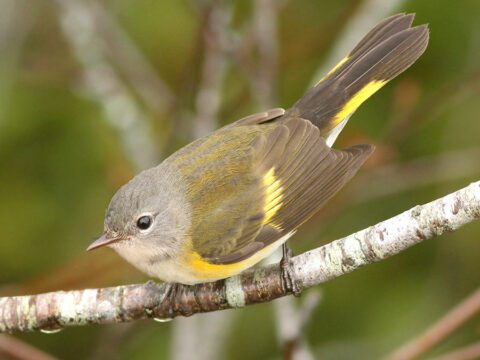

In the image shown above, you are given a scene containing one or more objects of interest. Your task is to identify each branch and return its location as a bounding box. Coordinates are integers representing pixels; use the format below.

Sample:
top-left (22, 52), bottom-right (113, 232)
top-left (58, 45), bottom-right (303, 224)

top-left (0, 181), bottom-right (479, 333)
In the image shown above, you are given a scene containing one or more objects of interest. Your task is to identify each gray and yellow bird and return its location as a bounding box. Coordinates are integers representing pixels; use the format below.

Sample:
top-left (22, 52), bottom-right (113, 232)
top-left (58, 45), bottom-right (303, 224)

top-left (88, 14), bottom-right (429, 286)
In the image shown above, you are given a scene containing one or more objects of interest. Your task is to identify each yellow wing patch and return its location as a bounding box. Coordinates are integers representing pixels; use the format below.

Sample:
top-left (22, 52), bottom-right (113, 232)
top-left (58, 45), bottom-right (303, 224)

top-left (180, 170), bottom-right (289, 281)
top-left (262, 167), bottom-right (284, 229)
top-left (331, 80), bottom-right (386, 127)
top-left (317, 55), bottom-right (349, 85)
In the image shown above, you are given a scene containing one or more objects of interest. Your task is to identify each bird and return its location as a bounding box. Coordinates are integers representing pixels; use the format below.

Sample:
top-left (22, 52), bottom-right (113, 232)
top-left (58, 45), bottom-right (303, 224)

top-left (87, 13), bottom-right (429, 290)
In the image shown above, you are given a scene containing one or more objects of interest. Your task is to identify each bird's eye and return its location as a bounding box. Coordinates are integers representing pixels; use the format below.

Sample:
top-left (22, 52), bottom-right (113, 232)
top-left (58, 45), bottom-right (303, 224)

top-left (136, 215), bottom-right (153, 230)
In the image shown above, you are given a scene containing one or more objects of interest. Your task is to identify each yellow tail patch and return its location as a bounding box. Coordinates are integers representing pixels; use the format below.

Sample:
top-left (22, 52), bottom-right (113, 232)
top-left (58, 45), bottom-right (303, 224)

top-left (331, 80), bottom-right (386, 128)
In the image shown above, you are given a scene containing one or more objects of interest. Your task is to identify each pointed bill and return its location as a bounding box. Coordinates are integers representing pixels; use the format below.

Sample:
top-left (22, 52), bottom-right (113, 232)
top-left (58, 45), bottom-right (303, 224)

top-left (86, 234), bottom-right (123, 251)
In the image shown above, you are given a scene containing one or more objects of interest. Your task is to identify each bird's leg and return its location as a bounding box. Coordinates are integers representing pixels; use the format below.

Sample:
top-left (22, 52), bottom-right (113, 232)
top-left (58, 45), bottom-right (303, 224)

top-left (149, 282), bottom-right (181, 322)
top-left (280, 243), bottom-right (301, 297)
top-left (165, 282), bottom-right (181, 301)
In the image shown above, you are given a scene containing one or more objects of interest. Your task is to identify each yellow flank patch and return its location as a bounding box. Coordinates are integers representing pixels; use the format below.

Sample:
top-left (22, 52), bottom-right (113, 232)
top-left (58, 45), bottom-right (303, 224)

top-left (317, 56), bottom-right (349, 85)
top-left (331, 80), bottom-right (386, 127)
top-left (185, 231), bottom-right (295, 281)
top-left (187, 252), bottom-right (245, 278)
top-left (262, 168), bottom-right (284, 229)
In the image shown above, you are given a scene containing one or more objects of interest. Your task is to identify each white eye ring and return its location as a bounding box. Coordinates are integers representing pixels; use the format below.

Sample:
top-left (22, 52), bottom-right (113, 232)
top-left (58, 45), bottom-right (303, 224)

top-left (136, 213), bottom-right (154, 232)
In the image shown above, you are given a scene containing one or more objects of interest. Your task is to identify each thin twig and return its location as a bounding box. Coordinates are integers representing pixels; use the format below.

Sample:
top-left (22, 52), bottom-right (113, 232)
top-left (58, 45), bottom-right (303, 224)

top-left (192, 1), bottom-right (233, 137)
top-left (0, 0), bottom-right (35, 124)
top-left (386, 288), bottom-right (480, 360)
top-left (278, 291), bottom-right (321, 360)
top-left (89, 322), bottom-right (140, 360)
top-left (267, 248), bottom-right (318, 360)
top-left (296, 147), bottom-right (480, 239)
top-left (0, 334), bottom-right (58, 360)
top-left (350, 147), bottom-right (480, 205)
top-left (432, 342), bottom-right (480, 360)
top-left (0, 181), bottom-right (478, 333)
top-left (56, 0), bottom-right (158, 170)
top-left (384, 70), bottom-right (480, 146)
top-left (88, 1), bottom-right (176, 114)
top-left (251, 0), bottom-right (279, 108)
top-left (173, 311), bottom-right (235, 360)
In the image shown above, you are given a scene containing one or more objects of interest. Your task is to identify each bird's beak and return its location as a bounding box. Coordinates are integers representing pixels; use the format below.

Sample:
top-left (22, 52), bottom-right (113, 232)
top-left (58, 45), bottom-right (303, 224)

top-left (86, 233), bottom-right (124, 251)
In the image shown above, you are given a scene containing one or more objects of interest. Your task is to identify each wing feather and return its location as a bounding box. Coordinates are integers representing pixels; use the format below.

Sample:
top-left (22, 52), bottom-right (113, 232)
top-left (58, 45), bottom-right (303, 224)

top-left (202, 116), bottom-right (373, 264)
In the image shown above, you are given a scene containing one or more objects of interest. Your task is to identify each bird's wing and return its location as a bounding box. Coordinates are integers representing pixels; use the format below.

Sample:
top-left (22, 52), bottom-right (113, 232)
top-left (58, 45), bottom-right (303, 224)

top-left (188, 116), bottom-right (373, 264)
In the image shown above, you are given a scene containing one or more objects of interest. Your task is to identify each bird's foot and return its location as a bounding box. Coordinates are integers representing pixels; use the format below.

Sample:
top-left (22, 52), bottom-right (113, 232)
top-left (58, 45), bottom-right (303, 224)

top-left (280, 244), bottom-right (301, 297)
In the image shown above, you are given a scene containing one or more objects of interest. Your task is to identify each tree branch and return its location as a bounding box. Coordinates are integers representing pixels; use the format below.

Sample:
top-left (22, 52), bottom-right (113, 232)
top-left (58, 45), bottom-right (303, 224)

top-left (0, 181), bottom-right (479, 333)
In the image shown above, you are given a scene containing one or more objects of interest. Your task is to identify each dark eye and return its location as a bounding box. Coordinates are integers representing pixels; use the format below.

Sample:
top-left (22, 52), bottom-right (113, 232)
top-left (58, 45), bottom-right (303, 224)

top-left (136, 215), bottom-right (153, 230)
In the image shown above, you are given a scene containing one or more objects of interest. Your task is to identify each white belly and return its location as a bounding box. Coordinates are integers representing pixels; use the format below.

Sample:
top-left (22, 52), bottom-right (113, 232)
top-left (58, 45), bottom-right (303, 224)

top-left (115, 231), bottom-right (295, 284)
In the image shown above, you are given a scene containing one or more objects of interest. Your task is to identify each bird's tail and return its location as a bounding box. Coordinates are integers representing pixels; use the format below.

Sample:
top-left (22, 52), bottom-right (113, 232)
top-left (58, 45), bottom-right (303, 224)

top-left (287, 13), bottom-right (429, 145)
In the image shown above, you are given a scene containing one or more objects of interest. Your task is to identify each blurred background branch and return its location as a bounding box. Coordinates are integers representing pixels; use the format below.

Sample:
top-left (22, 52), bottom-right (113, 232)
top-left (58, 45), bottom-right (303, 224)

top-left (56, 0), bottom-right (163, 170)
top-left (432, 341), bottom-right (480, 360)
top-left (0, 0), bottom-right (35, 124)
top-left (85, 1), bottom-right (176, 116)
top-left (386, 288), bottom-right (480, 360)
top-left (276, 291), bottom-right (321, 360)
top-left (191, 0), bottom-right (233, 138)
top-left (0, 334), bottom-right (57, 360)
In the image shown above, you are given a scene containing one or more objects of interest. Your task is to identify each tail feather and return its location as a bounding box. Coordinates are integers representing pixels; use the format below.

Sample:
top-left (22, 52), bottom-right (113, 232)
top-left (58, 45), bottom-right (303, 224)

top-left (347, 13), bottom-right (414, 65)
top-left (288, 13), bottom-right (429, 144)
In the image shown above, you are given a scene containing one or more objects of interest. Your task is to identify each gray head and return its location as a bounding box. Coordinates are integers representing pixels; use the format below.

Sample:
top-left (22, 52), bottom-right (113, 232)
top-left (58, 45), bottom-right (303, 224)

top-left (86, 165), bottom-right (190, 270)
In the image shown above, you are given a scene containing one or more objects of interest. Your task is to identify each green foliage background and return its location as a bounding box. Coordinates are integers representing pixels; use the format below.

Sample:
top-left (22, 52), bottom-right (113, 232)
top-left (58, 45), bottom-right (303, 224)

top-left (1, 1), bottom-right (479, 359)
